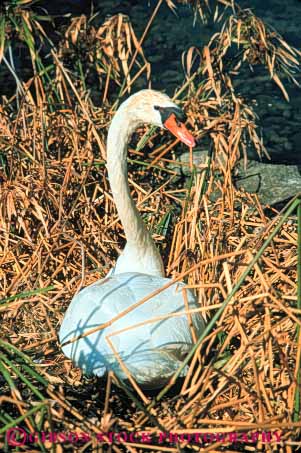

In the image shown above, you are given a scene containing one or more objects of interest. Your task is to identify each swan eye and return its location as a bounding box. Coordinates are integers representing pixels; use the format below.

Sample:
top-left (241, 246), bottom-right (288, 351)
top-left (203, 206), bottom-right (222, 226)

top-left (155, 106), bottom-right (186, 124)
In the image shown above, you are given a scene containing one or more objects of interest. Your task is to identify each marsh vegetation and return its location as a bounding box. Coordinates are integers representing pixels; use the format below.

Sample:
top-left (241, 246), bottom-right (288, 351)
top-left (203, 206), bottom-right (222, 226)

top-left (0, 1), bottom-right (301, 451)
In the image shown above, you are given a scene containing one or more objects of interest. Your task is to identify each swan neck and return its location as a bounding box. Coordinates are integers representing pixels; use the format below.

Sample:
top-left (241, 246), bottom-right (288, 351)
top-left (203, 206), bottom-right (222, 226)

top-left (106, 106), bottom-right (164, 277)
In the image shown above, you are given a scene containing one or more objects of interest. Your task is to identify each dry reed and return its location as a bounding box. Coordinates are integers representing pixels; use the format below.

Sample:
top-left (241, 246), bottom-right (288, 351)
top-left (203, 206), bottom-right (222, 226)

top-left (0, 1), bottom-right (301, 452)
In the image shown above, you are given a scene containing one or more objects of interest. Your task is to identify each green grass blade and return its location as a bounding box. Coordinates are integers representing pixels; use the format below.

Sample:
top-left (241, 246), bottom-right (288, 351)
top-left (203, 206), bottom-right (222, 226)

top-left (0, 340), bottom-right (49, 387)
top-left (155, 210), bottom-right (173, 236)
top-left (136, 126), bottom-right (157, 151)
top-left (0, 403), bottom-right (47, 435)
top-left (0, 16), bottom-right (6, 63)
top-left (0, 358), bottom-right (17, 390)
top-left (0, 354), bottom-right (46, 400)
top-left (152, 196), bottom-right (301, 405)
top-left (0, 285), bottom-right (55, 305)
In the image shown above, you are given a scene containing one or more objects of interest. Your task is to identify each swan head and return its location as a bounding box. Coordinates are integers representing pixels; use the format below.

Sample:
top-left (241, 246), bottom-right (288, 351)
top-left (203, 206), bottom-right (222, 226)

top-left (120, 89), bottom-right (196, 147)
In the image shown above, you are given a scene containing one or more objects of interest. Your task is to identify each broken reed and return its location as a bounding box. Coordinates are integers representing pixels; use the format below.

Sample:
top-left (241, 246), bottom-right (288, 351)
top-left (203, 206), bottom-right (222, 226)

top-left (295, 201), bottom-right (301, 422)
top-left (1, 193), bottom-right (301, 449)
top-left (1, 0), bottom-right (301, 451)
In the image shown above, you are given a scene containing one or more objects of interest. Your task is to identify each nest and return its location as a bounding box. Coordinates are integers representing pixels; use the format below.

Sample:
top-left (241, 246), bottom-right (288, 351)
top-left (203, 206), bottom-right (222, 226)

top-left (0, 1), bottom-right (301, 452)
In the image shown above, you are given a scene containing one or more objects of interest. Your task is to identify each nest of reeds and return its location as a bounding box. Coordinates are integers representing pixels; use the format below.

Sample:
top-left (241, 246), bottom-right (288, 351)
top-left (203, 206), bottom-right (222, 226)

top-left (0, 1), bottom-right (301, 452)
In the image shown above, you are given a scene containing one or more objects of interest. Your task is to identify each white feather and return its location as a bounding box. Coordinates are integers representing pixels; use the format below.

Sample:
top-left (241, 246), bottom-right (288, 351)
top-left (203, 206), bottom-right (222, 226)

top-left (59, 273), bottom-right (204, 388)
top-left (59, 90), bottom-right (205, 388)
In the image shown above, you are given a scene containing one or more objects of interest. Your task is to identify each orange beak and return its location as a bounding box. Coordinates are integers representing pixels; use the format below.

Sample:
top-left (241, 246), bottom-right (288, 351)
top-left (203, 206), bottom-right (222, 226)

top-left (164, 114), bottom-right (196, 148)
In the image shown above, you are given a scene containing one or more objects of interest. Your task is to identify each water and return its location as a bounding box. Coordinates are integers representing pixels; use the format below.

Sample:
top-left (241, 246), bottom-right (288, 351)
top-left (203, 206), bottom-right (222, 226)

top-left (1, 0), bottom-right (301, 169)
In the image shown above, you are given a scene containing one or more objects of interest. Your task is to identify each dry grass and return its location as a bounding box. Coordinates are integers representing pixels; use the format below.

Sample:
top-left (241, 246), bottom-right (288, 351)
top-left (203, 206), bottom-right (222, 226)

top-left (0, 1), bottom-right (301, 452)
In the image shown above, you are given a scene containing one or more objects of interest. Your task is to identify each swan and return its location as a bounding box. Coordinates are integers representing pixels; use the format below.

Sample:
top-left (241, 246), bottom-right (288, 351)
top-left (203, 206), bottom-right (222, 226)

top-left (59, 89), bottom-right (205, 388)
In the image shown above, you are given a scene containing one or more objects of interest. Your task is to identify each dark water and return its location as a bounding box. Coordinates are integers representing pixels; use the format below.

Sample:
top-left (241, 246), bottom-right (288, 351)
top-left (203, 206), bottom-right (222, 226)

top-left (91, 0), bottom-right (301, 164)
top-left (1, 0), bottom-right (301, 164)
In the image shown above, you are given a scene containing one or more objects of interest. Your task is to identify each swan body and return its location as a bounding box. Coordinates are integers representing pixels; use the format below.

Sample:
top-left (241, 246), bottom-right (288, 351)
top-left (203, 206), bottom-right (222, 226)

top-left (59, 273), bottom-right (203, 388)
top-left (59, 89), bottom-right (205, 388)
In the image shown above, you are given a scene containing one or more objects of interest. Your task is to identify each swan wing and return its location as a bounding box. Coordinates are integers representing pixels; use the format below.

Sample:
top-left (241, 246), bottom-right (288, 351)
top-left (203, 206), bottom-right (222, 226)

top-left (59, 272), bottom-right (204, 385)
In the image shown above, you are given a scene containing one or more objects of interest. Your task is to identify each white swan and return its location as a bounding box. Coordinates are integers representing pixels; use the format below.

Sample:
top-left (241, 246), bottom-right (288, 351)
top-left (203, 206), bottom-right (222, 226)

top-left (59, 90), bottom-right (205, 388)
